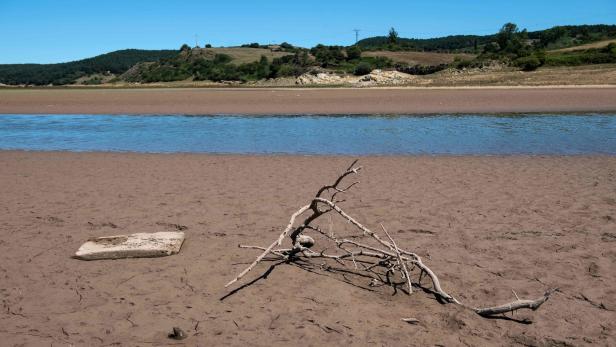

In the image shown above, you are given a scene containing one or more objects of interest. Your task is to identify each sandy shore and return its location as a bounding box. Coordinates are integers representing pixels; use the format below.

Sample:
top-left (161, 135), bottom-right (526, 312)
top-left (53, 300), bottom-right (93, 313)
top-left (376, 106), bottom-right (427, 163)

top-left (1, 87), bottom-right (616, 114)
top-left (1, 151), bottom-right (615, 346)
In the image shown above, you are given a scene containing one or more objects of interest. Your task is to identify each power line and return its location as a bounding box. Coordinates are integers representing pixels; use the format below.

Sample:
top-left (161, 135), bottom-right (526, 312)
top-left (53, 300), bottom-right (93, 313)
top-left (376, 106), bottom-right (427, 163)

top-left (353, 29), bottom-right (361, 44)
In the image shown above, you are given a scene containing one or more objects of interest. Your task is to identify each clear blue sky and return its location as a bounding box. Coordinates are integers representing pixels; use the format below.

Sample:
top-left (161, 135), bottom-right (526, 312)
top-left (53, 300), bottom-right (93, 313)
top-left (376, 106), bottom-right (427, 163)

top-left (1, 0), bottom-right (614, 64)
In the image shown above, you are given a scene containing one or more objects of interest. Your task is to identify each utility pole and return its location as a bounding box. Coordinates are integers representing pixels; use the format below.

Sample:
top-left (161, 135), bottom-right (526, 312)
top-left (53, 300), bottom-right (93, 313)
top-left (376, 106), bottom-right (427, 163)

top-left (195, 34), bottom-right (199, 48)
top-left (353, 29), bottom-right (361, 44)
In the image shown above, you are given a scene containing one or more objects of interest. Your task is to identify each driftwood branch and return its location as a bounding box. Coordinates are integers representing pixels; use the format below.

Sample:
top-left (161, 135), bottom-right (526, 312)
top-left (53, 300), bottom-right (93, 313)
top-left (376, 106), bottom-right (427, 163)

top-left (474, 289), bottom-right (556, 317)
top-left (226, 161), bottom-right (553, 319)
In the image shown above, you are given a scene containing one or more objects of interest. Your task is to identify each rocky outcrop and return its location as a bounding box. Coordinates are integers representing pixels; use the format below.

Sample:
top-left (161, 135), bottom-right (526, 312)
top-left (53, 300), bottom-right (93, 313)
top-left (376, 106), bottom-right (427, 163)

top-left (355, 69), bottom-right (417, 86)
top-left (296, 72), bottom-right (345, 85)
top-left (295, 69), bottom-right (416, 86)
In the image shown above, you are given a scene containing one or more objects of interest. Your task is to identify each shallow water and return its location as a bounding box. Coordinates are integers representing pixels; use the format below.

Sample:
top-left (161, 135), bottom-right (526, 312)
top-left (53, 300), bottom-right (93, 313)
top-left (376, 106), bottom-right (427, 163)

top-left (0, 114), bottom-right (615, 155)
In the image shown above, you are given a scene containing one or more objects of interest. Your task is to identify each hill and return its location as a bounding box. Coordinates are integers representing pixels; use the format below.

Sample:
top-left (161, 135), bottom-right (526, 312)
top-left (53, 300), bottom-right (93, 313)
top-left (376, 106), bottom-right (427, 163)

top-left (0, 47), bottom-right (293, 86)
top-left (120, 46), bottom-right (298, 83)
top-left (357, 24), bottom-right (616, 52)
top-left (0, 49), bottom-right (178, 85)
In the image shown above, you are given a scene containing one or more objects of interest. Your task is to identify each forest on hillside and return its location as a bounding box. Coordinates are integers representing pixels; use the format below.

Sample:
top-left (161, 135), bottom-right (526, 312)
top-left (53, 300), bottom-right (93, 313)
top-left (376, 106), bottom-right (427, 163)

top-left (0, 49), bottom-right (178, 85)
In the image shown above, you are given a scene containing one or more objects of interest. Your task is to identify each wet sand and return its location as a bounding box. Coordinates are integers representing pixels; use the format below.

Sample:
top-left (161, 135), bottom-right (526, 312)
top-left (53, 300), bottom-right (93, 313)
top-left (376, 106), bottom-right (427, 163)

top-left (1, 151), bottom-right (615, 346)
top-left (1, 87), bottom-right (616, 115)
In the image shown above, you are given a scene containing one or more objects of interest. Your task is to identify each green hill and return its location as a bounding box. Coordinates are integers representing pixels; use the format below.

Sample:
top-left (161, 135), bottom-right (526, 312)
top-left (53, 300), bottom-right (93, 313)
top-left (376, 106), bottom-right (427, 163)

top-left (0, 49), bottom-right (178, 85)
top-left (121, 47), bottom-right (299, 83)
top-left (357, 35), bottom-right (493, 52)
top-left (357, 24), bottom-right (616, 52)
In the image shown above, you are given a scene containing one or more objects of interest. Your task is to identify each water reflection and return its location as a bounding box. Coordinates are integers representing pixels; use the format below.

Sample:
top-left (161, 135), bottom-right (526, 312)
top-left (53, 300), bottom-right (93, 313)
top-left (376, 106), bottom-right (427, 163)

top-left (0, 114), bottom-right (614, 155)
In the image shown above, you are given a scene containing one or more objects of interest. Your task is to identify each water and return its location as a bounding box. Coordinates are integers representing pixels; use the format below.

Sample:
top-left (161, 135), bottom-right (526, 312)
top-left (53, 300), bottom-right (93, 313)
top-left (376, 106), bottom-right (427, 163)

top-left (0, 114), bottom-right (615, 155)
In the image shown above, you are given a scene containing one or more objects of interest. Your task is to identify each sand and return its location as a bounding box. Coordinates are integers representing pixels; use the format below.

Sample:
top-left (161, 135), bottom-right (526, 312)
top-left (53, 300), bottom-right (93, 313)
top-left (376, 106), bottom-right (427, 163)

top-left (1, 87), bottom-right (616, 115)
top-left (1, 151), bottom-right (615, 346)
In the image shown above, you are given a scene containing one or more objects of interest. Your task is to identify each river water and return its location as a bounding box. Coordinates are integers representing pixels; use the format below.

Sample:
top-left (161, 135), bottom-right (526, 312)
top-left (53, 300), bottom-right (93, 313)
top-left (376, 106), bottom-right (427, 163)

top-left (0, 114), bottom-right (615, 155)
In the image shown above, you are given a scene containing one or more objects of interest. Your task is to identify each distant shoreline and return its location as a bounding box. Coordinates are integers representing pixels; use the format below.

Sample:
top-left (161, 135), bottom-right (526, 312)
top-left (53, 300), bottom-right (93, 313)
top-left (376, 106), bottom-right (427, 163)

top-left (1, 86), bottom-right (616, 115)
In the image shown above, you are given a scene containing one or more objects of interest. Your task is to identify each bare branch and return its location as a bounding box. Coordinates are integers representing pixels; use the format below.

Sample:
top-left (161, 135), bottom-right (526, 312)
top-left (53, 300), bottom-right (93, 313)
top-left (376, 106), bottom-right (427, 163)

top-left (474, 289), bottom-right (556, 317)
top-left (226, 160), bottom-right (552, 320)
top-left (315, 161), bottom-right (362, 199)
top-left (382, 223), bottom-right (412, 295)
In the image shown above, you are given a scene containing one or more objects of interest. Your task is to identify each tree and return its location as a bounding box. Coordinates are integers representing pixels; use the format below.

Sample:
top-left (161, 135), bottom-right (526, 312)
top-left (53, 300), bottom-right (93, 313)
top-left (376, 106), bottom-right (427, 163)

top-left (388, 27), bottom-right (399, 44)
top-left (496, 23), bottom-right (519, 50)
top-left (484, 22), bottom-right (532, 57)
top-left (297, 50), bottom-right (310, 66)
top-left (256, 55), bottom-right (270, 79)
top-left (310, 45), bottom-right (346, 67)
top-left (180, 44), bottom-right (191, 52)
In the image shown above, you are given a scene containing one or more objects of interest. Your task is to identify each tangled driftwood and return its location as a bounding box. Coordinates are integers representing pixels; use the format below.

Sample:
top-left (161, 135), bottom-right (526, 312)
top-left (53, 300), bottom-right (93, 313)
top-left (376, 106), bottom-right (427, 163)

top-left (226, 161), bottom-right (554, 319)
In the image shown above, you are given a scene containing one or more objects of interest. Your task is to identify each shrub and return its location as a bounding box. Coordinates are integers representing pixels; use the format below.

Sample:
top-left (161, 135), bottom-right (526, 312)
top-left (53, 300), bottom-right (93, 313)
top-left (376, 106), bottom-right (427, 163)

top-left (453, 59), bottom-right (475, 69)
top-left (515, 55), bottom-right (542, 71)
top-left (361, 56), bottom-right (393, 69)
top-left (396, 63), bottom-right (447, 75)
top-left (354, 62), bottom-right (372, 75)
top-left (533, 50), bottom-right (547, 65)
top-left (545, 54), bottom-right (582, 66)
top-left (213, 54), bottom-right (232, 64)
top-left (544, 48), bottom-right (616, 66)
top-left (274, 64), bottom-right (306, 77)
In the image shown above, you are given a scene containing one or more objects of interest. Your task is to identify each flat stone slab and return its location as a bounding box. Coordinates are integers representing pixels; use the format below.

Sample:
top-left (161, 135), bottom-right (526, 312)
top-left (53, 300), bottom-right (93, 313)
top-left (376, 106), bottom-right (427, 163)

top-left (75, 232), bottom-right (185, 260)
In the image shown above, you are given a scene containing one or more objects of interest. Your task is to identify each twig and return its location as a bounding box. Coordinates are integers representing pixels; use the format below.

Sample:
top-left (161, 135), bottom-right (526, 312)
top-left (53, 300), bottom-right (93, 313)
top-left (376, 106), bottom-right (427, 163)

top-left (401, 317), bottom-right (419, 324)
top-left (382, 223), bottom-right (412, 294)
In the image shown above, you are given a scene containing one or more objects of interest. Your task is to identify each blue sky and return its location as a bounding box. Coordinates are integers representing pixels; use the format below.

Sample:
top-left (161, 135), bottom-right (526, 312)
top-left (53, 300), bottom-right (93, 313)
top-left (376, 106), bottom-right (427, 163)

top-left (0, 0), bottom-right (614, 64)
